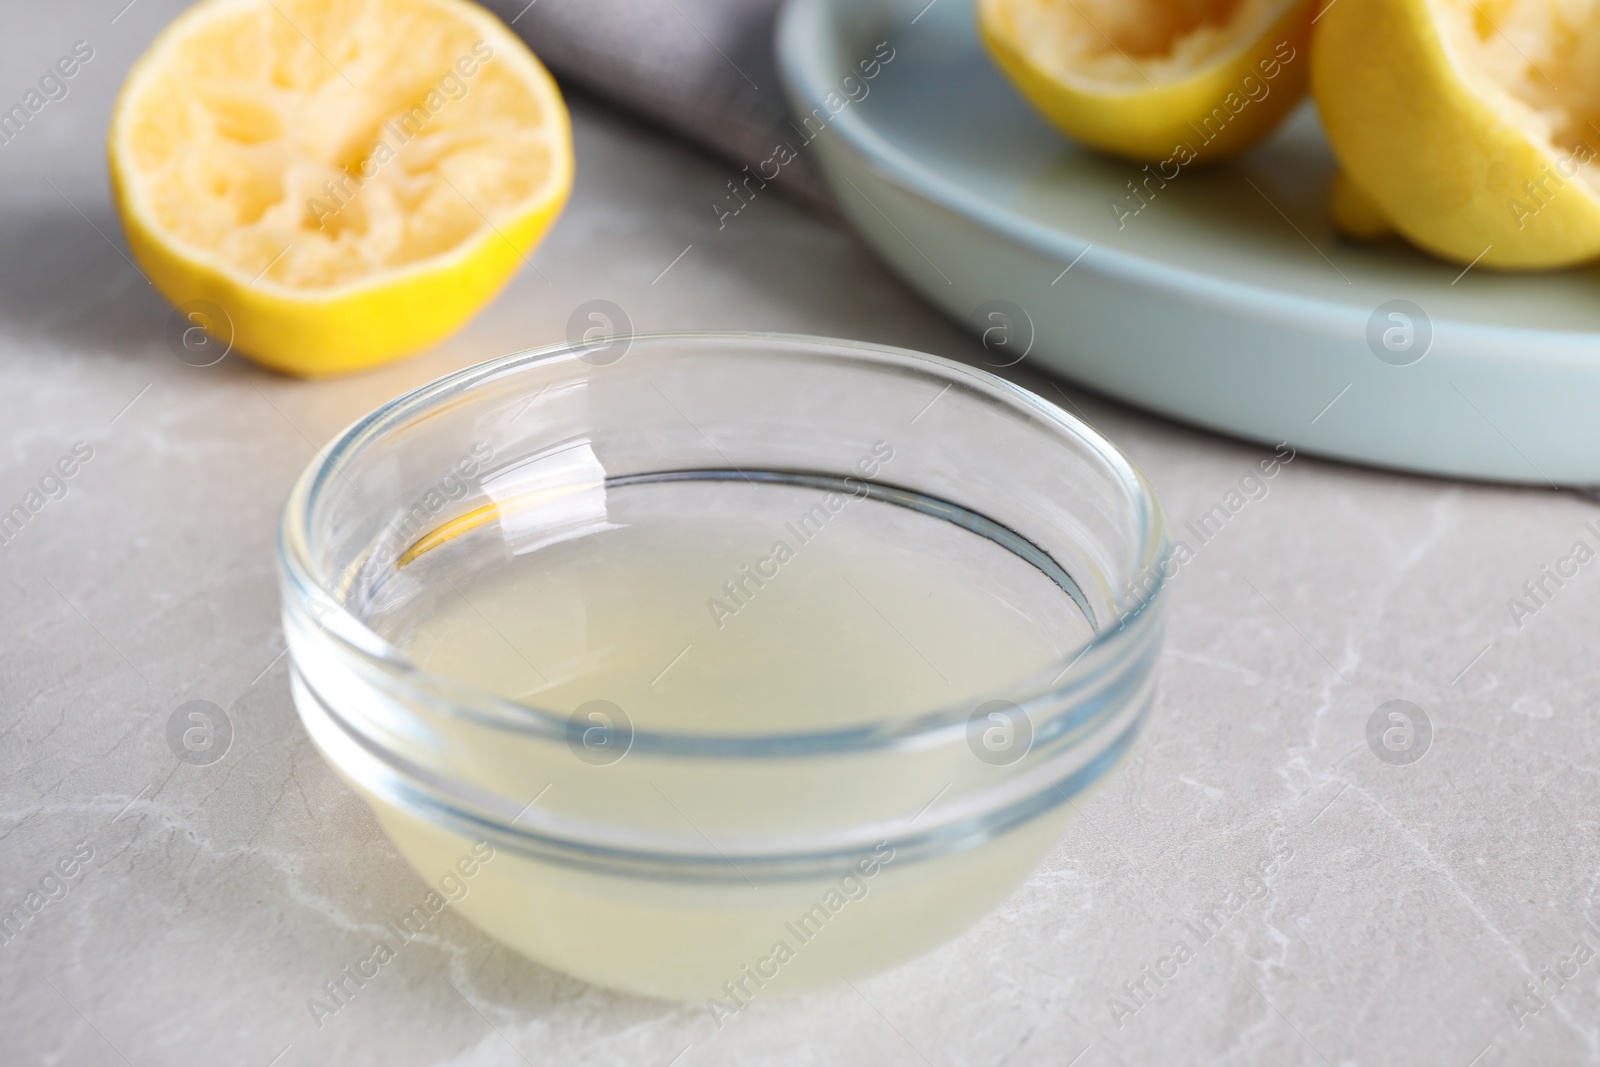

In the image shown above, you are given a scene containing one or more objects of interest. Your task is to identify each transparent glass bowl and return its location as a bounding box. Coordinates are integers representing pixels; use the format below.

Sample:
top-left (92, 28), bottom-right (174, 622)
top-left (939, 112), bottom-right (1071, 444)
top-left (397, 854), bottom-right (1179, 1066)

top-left (277, 333), bottom-right (1169, 1002)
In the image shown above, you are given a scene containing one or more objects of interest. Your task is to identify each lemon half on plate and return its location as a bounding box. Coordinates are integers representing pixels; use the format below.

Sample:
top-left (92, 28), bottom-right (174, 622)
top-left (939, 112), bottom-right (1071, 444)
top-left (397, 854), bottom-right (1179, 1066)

top-left (1313, 0), bottom-right (1600, 269)
top-left (978, 0), bottom-right (1316, 164)
top-left (110, 0), bottom-right (573, 376)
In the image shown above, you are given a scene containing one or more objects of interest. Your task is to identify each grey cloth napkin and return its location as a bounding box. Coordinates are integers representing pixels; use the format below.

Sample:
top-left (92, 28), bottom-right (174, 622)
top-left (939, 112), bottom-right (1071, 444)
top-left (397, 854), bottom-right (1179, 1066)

top-left (480, 0), bottom-right (833, 211)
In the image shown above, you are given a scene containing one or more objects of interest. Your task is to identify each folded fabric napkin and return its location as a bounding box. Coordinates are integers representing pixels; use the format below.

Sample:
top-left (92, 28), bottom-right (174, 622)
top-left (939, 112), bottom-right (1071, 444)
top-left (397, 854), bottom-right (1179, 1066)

top-left (481, 0), bottom-right (833, 211)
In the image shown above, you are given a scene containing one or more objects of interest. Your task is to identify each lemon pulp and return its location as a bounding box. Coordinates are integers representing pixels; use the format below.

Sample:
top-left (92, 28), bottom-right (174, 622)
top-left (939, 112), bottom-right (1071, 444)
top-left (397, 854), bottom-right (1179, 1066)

top-left (1437, 0), bottom-right (1600, 165)
top-left (986, 0), bottom-right (1291, 86)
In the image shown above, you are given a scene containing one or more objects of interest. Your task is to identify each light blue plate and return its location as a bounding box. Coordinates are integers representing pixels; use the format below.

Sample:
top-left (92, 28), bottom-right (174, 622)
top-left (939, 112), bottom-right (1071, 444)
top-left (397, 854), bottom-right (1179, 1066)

top-left (776, 0), bottom-right (1600, 485)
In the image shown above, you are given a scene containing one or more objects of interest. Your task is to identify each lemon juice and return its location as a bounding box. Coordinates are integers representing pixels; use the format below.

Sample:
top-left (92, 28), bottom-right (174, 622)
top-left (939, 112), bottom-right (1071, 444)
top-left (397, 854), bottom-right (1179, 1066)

top-left (335, 469), bottom-right (1101, 1000)
top-left (403, 473), bottom-right (1092, 734)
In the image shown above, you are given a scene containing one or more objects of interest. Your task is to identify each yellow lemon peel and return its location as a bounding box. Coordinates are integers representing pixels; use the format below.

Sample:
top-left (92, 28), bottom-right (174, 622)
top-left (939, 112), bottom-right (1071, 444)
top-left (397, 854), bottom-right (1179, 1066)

top-left (1329, 169), bottom-right (1395, 241)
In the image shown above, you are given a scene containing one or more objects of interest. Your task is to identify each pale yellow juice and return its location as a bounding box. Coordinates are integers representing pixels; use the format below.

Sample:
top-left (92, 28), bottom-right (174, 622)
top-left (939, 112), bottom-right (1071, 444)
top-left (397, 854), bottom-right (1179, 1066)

top-left (328, 476), bottom-right (1101, 1002)
top-left (407, 478), bottom-right (1090, 732)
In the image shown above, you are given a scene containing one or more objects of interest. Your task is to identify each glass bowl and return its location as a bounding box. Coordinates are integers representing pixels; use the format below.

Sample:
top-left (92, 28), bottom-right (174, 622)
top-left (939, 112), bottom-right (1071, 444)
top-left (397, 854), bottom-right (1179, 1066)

top-left (277, 332), bottom-right (1169, 1003)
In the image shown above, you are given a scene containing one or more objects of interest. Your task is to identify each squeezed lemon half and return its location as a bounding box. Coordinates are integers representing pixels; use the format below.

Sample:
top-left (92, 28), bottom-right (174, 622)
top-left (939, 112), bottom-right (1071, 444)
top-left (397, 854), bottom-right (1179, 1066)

top-left (978, 0), bottom-right (1315, 164)
top-left (1312, 0), bottom-right (1600, 269)
top-left (109, 0), bottom-right (573, 376)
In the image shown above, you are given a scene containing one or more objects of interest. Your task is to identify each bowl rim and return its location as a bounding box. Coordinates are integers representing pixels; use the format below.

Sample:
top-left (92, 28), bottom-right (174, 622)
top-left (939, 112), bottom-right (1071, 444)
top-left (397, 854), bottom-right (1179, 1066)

top-left (277, 330), bottom-right (1171, 755)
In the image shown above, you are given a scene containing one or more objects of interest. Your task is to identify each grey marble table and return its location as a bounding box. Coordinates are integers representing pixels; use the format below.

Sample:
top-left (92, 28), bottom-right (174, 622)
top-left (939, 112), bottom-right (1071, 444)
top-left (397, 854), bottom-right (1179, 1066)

top-left (3, 3), bottom-right (1599, 1066)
